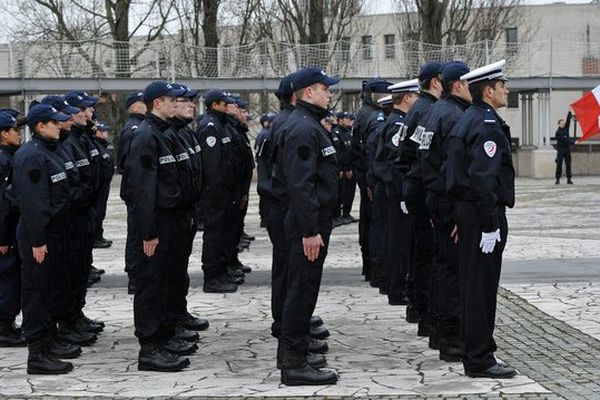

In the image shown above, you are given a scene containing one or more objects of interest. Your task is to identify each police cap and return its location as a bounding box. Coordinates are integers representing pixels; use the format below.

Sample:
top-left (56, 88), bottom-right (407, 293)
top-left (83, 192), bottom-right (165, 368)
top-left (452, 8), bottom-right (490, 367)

top-left (27, 104), bottom-right (71, 127)
top-left (41, 95), bottom-right (80, 115)
top-left (173, 83), bottom-right (200, 99)
top-left (365, 79), bottom-right (394, 94)
top-left (97, 123), bottom-right (110, 132)
top-left (204, 89), bottom-right (236, 107)
top-left (65, 91), bottom-right (98, 108)
top-left (143, 81), bottom-right (187, 105)
top-left (125, 91), bottom-right (144, 109)
top-left (388, 78), bottom-right (420, 93)
top-left (441, 61), bottom-right (470, 82)
top-left (291, 67), bottom-right (340, 91)
top-left (0, 112), bottom-right (18, 130)
top-left (0, 108), bottom-right (19, 118)
top-left (259, 114), bottom-right (270, 124)
top-left (335, 111), bottom-right (347, 119)
top-left (418, 61), bottom-right (444, 81)
top-left (275, 73), bottom-right (296, 100)
top-left (460, 59), bottom-right (507, 84)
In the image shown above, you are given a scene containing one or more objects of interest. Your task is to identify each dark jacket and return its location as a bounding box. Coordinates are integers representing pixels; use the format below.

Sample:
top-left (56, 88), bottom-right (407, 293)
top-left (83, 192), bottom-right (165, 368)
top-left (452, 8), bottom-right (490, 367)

top-left (172, 117), bottom-right (203, 206)
top-left (13, 136), bottom-right (71, 247)
top-left (352, 102), bottom-right (383, 175)
top-left (401, 91), bottom-right (438, 179)
top-left (283, 101), bottom-right (339, 237)
top-left (373, 109), bottom-right (406, 189)
top-left (444, 101), bottom-right (516, 232)
top-left (270, 106), bottom-right (294, 204)
top-left (118, 113), bottom-right (144, 202)
top-left (554, 111), bottom-right (573, 151)
top-left (0, 145), bottom-right (19, 245)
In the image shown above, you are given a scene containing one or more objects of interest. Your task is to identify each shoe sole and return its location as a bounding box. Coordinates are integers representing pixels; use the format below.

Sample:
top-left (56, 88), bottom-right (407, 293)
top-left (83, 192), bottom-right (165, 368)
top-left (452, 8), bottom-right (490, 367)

top-left (164, 348), bottom-right (197, 356)
top-left (467, 371), bottom-right (517, 379)
top-left (203, 288), bottom-right (237, 293)
top-left (439, 354), bottom-right (462, 362)
top-left (27, 366), bottom-right (73, 374)
top-left (281, 377), bottom-right (338, 386)
top-left (138, 363), bottom-right (189, 372)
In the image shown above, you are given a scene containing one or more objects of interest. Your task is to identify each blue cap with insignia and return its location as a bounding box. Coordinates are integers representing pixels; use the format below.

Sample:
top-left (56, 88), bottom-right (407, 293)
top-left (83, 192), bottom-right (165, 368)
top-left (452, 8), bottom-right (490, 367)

top-left (441, 61), bottom-right (470, 82)
top-left (0, 112), bottom-right (18, 130)
top-left (143, 81), bottom-right (187, 105)
top-left (41, 95), bottom-right (80, 115)
top-left (204, 89), bottom-right (236, 107)
top-left (388, 78), bottom-right (420, 93)
top-left (460, 59), bottom-right (507, 84)
top-left (27, 104), bottom-right (71, 127)
top-left (65, 91), bottom-right (98, 108)
top-left (291, 67), bottom-right (340, 91)
top-left (365, 79), bottom-right (394, 94)
top-left (125, 91), bottom-right (144, 109)
top-left (276, 73), bottom-right (296, 100)
top-left (418, 61), bottom-right (444, 81)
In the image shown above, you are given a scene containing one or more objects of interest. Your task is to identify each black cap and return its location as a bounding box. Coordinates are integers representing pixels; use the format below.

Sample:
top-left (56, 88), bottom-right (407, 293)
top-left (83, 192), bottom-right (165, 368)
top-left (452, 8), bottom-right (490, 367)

top-left (204, 89), bottom-right (236, 107)
top-left (172, 83), bottom-right (200, 99)
top-left (365, 79), bottom-right (394, 94)
top-left (125, 91), bottom-right (144, 109)
top-left (97, 123), bottom-right (110, 132)
top-left (27, 104), bottom-right (71, 127)
top-left (41, 95), bottom-right (80, 115)
top-left (0, 112), bottom-right (18, 130)
top-left (259, 114), bottom-right (270, 124)
top-left (335, 111), bottom-right (347, 119)
top-left (418, 62), bottom-right (444, 81)
top-left (65, 91), bottom-right (98, 108)
top-left (236, 98), bottom-right (249, 109)
top-left (441, 61), bottom-right (470, 82)
top-left (291, 67), bottom-right (340, 91)
top-left (275, 73), bottom-right (296, 100)
top-left (0, 108), bottom-right (19, 118)
top-left (143, 81), bottom-right (187, 105)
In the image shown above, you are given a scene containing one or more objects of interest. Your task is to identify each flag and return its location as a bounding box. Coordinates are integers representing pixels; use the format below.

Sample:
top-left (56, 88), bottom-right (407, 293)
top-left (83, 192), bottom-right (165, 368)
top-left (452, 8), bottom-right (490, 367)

top-left (571, 85), bottom-right (600, 142)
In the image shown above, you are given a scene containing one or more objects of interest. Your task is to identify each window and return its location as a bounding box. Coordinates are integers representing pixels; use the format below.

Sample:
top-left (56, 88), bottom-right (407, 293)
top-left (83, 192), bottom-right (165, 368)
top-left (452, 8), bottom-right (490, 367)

top-left (361, 35), bottom-right (372, 60)
top-left (454, 30), bottom-right (467, 45)
top-left (506, 27), bottom-right (518, 54)
top-left (479, 29), bottom-right (493, 42)
top-left (508, 91), bottom-right (519, 109)
top-left (337, 37), bottom-right (351, 64)
top-left (384, 34), bottom-right (395, 59)
top-left (222, 44), bottom-right (232, 69)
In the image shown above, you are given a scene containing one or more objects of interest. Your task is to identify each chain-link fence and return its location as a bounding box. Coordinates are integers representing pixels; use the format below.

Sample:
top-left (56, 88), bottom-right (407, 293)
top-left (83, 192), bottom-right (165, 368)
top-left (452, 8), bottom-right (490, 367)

top-left (1, 38), bottom-right (599, 80)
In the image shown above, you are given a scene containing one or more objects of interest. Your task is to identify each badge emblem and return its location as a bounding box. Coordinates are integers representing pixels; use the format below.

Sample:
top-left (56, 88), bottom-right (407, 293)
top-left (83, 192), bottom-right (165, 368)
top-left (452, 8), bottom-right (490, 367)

top-left (484, 141), bottom-right (497, 158)
top-left (206, 136), bottom-right (217, 147)
top-left (392, 132), bottom-right (400, 147)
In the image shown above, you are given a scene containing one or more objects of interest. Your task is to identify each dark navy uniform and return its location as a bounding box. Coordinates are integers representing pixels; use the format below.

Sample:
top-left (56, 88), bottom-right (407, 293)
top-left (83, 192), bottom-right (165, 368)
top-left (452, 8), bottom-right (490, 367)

top-left (256, 125), bottom-right (272, 224)
top-left (398, 91), bottom-right (438, 325)
top-left (280, 100), bottom-right (338, 357)
top-left (118, 113), bottom-right (145, 277)
top-left (14, 135), bottom-right (70, 344)
top-left (421, 94), bottom-right (470, 354)
top-left (554, 111), bottom-right (573, 182)
top-left (126, 112), bottom-right (189, 345)
top-left (93, 136), bottom-right (114, 241)
top-left (334, 124), bottom-right (355, 219)
top-left (445, 101), bottom-right (515, 373)
top-left (197, 110), bottom-right (237, 286)
top-left (0, 144), bottom-right (21, 334)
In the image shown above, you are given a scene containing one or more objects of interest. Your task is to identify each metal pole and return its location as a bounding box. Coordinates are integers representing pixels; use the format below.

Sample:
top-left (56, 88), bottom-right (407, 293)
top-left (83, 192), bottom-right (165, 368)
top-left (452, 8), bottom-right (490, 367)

top-left (547, 38), bottom-right (554, 148)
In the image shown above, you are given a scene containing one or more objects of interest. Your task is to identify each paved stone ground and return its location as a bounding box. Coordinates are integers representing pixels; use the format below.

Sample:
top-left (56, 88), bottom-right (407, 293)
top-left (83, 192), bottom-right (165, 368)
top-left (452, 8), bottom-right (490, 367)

top-left (1, 176), bottom-right (600, 399)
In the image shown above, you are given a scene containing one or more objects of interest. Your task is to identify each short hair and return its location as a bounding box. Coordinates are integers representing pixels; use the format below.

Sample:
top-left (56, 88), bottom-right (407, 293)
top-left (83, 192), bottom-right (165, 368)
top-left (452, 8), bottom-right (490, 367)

top-left (442, 80), bottom-right (458, 95)
top-left (469, 79), bottom-right (500, 103)
top-left (392, 93), bottom-right (408, 105)
top-left (557, 118), bottom-right (565, 125)
top-left (147, 96), bottom-right (167, 112)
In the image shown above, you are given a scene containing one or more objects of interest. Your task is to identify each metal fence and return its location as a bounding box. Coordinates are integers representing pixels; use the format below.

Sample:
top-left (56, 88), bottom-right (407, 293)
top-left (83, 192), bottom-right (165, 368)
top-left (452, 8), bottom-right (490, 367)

top-left (1, 38), bottom-right (599, 80)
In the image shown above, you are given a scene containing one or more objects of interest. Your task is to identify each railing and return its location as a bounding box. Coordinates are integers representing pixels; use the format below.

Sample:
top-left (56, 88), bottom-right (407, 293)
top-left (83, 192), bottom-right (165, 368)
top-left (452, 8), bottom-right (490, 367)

top-left (1, 38), bottom-right (599, 80)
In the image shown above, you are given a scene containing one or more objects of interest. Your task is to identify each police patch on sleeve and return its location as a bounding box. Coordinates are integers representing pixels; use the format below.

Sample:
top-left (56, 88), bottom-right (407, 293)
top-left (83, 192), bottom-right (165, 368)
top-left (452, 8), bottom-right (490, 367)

top-left (484, 141), bottom-right (497, 158)
top-left (391, 132), bottom-right (401, 147)
top-left (206, 136), bottom-right (217, 147)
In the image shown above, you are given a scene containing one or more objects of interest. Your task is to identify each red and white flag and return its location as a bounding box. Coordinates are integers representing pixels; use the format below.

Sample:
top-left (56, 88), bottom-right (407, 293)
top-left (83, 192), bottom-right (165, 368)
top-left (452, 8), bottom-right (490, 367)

top-left (571, 85), bottom-right (600, 142)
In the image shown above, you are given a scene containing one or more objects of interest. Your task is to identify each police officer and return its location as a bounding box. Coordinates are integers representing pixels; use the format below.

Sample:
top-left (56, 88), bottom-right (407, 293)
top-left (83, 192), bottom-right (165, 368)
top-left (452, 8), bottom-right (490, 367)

top-left (337, 113), bottom-right (357, 223)
top-left (0, 111), bottom-right (25, 347)
top-left (92, 123), bottom-right (114, 248)
top-left (554, 111), bottom-right (574, 184)
top-left (330, 112), bottom-right (349, 227)
top-left (372, 79), bottom-right (419, 304)
top-left (197, 90), bottom-right (239, 293)
top-left (420, 61), bottom-right (472, 359)
top-left (118, 91), bottom-right (146, 294)
top-left (14, 104), bottom-right (73, 374)
top-left (445, 60), bottom-right (517, 379)
top-left (352, 80), bottom-right (392, 283)
top-left (256, 113), bottom-right (273, 228)
top-left (398, 62), bottom-right (443, 331)
top-left (126, 81), bottom-right (192, 372)
top-left (278, 67), bottom-right (339, 386)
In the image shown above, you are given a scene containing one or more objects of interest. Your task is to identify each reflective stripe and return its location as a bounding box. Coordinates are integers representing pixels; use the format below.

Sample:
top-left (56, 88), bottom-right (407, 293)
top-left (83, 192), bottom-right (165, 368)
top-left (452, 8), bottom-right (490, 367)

top-left (419, 131), bottom-right (434, 150)
top-left (75, 158), bottom-right (90, 167)
top-left (89, 149), bottom-right (99, 157)
top-left (176, 152), bottom-right (190, 162)
top-left (159, 155), bottom-right (176, 164)
top-left (222, 137), bottom-right (231, 144)
top-left (50, 172), bottom-right (67, 183)
top-left (321, 146), bottom-right (336, 156)
top-left (102, 153), bottom-right (110, 159)
top-left (64, 161), bottom-right (74, 170)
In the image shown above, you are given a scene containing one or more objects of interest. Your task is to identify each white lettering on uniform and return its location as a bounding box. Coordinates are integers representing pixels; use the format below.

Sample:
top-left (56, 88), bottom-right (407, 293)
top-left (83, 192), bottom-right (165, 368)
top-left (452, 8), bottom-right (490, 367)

top-left (222, 137), bottom-right (231, 144)
top-left (321, 146), bottom-right (336, 156)
top-left (75, 159), bottom-right (90, 167)
top-left (176, 152), bottom-right (190, 162)
top-left (159, 155), bottom-right (176, 164)
top-left (64, 161), bottom-right (74, 170)
top-left (90, 149), bottom-right (99, 157)
top-left (51, 172), bottom-right (67, 183)
top-left (410, 125), bottom-right (426, 145)
top-left (419, 131), bottom-right (434, 150)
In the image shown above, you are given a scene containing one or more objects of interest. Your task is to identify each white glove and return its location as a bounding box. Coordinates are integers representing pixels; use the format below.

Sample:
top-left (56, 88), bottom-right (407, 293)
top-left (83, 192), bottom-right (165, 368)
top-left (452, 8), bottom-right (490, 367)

top-left (479, 229), bottom-right (501, 254)
top-left (400, 201), bottom-right (409, 215)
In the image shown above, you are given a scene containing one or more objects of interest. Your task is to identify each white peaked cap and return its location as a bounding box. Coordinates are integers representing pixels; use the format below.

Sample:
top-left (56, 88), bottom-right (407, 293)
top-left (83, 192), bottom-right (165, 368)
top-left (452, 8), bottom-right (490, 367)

top-left (377, 95), bottom-right (393, 105)
top-left (388, 78), bottom-right (420, 93)
top-left (460, 59), bottom-right (507, 84)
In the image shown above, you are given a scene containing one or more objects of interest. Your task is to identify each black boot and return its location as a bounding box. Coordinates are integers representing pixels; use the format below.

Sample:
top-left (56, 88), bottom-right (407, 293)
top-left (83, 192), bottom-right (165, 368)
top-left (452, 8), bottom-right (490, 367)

top-left (310, 324), bottom-right (330, 340)
top-left (277, 351), bottom-right (327, 369)
top-left (178, 312), bottom-right (209, 331)
top-left (405, 304), bottom-right (420, 324)
top-left (222, 272), bottom-right (244, 285)
top-left (174, 326), bottom-right (200, 342)
top-left (567, 178), bottom-right (573, 184)
top-left (428, 324), bottom-right (440, 350)
top-left (280, 349), bottom-right (338, 386)
top-left (80, 314), bottom-right (105, 328)
top-left (128, 273), bottom-right (136, 295)
top-left (439, 334), bottom-right (463, 362)
top-left (162, 337), bottom-right (198, 356)
top-left (203, 277), bottom-right (238, 293)
top-left (93, 238), bottom-right (111, 249)
top-left (238, 263), bottom-right (252, 273)
top-left (417, 316), bottom-right (432, 337)
top-left (74, 317), bottom-right (103, 335)
top-left (226, 265), bottom-right (245, 278)
top-left (369, 259), bottom-right (381, 288)
top-left (27, 340), bottom-right (73, 375)
top-left (58, 323), bottom-right (97, 346)
top-left (0, 322), bottom-right (26, 347)
top-left (138, 343), bottom-right (189, 372)
top-left (310, 315), bottom-right (323, 327)
top-left (308, 338), bottom-right (329, 354)
top-left (555, 178), bottom-right (560, 184)
top-left (47, 335), bottom-right (82, 359)
top-left (90, 265), bottom-right (105, 275)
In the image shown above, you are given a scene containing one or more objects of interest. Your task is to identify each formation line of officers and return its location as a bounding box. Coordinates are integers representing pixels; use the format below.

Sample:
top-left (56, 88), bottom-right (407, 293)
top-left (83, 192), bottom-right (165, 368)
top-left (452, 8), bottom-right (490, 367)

top-left (0, 58), bottom-right (517, 385)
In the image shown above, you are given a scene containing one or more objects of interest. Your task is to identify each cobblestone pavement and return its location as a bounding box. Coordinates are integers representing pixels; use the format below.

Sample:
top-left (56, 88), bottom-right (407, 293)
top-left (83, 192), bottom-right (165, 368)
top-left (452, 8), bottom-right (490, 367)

top-left (1, 176), bottom-right (599, 399)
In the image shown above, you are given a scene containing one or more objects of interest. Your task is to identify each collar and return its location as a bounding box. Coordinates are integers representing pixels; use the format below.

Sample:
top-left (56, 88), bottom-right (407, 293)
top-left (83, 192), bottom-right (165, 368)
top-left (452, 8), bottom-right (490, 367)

top-left (472, 101), bottom-right (506, 125)
top-left (171, 117), bottom-right (193, 130)
top-left (146, 112), bottom-right (171, 132)
top-left (206, 109), bottom-right (227, 124)
top-left (419, 91), bottom-right (439, 102)
top-left (0, 144), bottom-right (18, 155)
top-left (296, 100), bottom-right (329, 121)
top-left (443, 94), bottom-right (471, 111)
top-left (33, 134), bottom-right (59, 151)
top-left (390, 108), bottom-right (406, 117)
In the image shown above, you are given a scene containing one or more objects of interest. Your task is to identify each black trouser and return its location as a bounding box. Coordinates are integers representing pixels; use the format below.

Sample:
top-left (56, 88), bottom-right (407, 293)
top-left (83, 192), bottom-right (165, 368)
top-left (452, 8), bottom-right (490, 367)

top-left (356, 173), bottom-right (371, 275)
top-left (427, 193), bottom-right (460, 341)
top-left (134, 211), bottom-right (188, 345)
top-left (0, 246), bottom-right (21, 325)
top-left (265, 199), bottom-right (289, 338)
top-left (334, 176), bottom-right (343, 218)
top-left (124, 203), bottom-right (143, 274)
top-left (175, 212), bottom-right (196, 319)
top-left (405, 179), bottom-right (434, 319)
top-left (280, 209), bottom-right (332, 354)
top-left (66, 208), bottom-right (94, 323)
top-left (385, 184), bottom-right (409, 303)
top-left (368, 182), bottom-right (386, 285)
top-left (342, 175), bottom-right (356, 217)
top-left (94, 177), bottom-right (112, 239)
top-left (18, 219), bottom-right (67, 343)
top-left (221, 197), bottom-right (244, 269)
top-left (555, 149), bottom-right (572, 180)
top-left (455, 201), bottom-right (507, 372)
top-left (201, 193), bottom-right (235, 280)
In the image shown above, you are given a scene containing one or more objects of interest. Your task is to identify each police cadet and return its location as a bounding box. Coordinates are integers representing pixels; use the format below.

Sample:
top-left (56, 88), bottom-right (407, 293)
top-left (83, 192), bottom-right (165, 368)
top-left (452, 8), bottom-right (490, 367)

top-left (352, 80), bottom-right (392, 283)
top-left (168, 83), bottom-right (209, 332)
top-left (117, 91), bottom-right (146, 294)
top-left (126, 81), bottom-right (193, 372)
top-left (444, 60), bottom-right (517, 379)
top-left (13, 104), bottom-right (73, 374)
top-left (337, 112), bottom-right (357, 223)
top-left (330, 111), bottom-right (350, 227)
top-left (92, 123), bottom-right (114, 248)
top-left (278, 67), bottom-right (339, 386)
top-left (419, 61), bottom-right (472, 360)
top-left (196, 90), bottom-right (239, 293)
top-left (398, 62), bottom-right (443, 333)
top-left (256, 113), bottom-right (273, 228)
top-left (372, 79), bottom-right (419, 304)
top-left (0, 111), bottom-right (25, 348)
